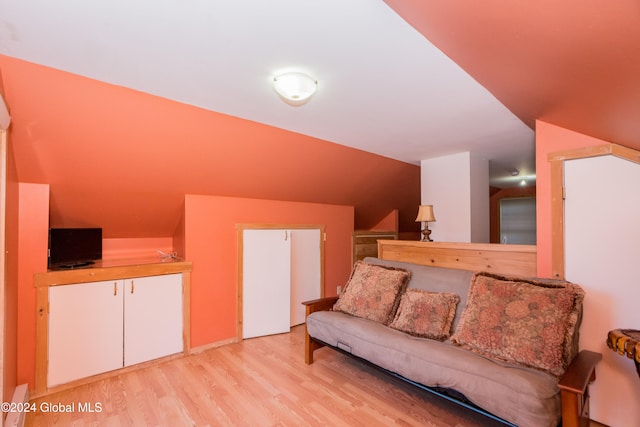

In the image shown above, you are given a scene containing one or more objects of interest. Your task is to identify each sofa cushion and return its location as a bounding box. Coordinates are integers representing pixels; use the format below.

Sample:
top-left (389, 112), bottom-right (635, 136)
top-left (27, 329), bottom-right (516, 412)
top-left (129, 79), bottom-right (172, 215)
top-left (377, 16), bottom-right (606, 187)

top-left (333, 261), bottom-right (411, 324)
top-left (363, 257), bottom-right (474, 330)
top-left (389, 289), bottom-right (460, 341)
top-left (307, 310), bottom-right (562, 427)
top-left (450, 272), bottom-right (585, 377)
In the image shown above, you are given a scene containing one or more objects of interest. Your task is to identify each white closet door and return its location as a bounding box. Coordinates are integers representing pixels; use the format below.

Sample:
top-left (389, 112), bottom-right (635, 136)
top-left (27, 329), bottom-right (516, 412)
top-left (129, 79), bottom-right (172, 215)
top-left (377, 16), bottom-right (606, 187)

top-left (290, 229), bottom-right (321, 326)
top-left (124, 274), bottom-right (183, 366)
top-left (565, 155), bottom-right (640, 427)
top-left (243, 229), bottom-right (291, 338)
top-left (48, 280), bottom-right (124, 387)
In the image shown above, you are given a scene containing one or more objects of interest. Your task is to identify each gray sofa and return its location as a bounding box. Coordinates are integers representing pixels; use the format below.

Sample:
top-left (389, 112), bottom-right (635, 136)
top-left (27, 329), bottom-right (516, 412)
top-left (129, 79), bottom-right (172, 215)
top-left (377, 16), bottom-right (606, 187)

top-left (303, 257), bottom-right (601, 427)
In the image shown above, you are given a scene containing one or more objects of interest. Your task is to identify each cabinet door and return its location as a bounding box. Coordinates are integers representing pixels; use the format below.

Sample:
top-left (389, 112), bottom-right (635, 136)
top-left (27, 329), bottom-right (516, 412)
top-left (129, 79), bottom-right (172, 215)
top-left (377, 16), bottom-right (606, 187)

top-left (242, 229), bottom-right (291, 339)
top-left (290, 229), bottom-right (321, 326)
top-left (48, 280), bottom-right (124, 387)
top-left (123, 273), bottom-right (183, 366)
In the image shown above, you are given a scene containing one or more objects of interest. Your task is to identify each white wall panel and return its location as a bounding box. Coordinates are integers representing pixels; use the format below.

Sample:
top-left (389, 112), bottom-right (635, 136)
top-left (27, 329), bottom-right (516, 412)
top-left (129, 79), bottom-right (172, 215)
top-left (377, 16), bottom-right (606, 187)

top-left (421, 152), bottom-right (489, 242)
top-left (565, 155), bottom-right (640, 427)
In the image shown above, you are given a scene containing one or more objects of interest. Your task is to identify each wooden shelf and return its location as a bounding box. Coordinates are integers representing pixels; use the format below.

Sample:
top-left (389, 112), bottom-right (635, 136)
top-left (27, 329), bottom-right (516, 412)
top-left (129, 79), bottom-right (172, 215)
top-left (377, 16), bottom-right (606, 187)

top-left (352, 231), bottom-right (398, 263)
top-left (35, 258), bottom-right (192, 287)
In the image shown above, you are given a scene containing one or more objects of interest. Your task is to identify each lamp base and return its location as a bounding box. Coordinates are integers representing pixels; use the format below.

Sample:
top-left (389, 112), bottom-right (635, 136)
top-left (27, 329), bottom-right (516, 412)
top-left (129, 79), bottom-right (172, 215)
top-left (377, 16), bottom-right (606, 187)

top-left (420, 227), bottom-right (433, 242)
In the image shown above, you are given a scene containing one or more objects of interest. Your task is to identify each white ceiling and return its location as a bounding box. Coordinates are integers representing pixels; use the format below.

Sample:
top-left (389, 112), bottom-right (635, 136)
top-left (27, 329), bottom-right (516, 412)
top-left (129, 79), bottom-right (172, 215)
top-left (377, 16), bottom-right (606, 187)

top-left (0, 0), bottom-right (535, 187)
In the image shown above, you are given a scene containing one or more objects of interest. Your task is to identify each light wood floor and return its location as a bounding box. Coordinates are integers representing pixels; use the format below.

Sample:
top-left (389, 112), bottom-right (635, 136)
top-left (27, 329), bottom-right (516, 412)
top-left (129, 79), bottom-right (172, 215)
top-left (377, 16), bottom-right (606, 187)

top-left (26, 326), bottom-right (599, 427)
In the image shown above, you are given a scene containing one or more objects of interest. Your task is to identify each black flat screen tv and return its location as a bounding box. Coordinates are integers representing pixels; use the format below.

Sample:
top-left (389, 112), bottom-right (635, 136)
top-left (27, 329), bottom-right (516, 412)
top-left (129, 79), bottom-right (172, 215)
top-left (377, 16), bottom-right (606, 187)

top-left (48, 228), bottom-right (102, 269)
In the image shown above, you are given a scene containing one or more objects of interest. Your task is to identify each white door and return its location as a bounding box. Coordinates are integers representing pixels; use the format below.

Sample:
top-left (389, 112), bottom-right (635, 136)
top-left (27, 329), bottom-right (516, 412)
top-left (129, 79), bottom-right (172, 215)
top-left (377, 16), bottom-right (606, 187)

top-left (564, 155), bottom-right (640, 427)
top-left (124, 274), bottom-right (183, 366)
top-left (48, 280), bottom-right (124, 386)
top-left (290, 229), bottom-right (321, 326)
top-left (242, 229), bottom-right (291, 338)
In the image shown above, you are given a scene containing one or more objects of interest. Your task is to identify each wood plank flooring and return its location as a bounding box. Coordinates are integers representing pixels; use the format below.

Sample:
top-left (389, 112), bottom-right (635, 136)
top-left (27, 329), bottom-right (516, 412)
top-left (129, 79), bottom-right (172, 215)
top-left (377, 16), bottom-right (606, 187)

top-left (25, 326), bottom-right (522, 426)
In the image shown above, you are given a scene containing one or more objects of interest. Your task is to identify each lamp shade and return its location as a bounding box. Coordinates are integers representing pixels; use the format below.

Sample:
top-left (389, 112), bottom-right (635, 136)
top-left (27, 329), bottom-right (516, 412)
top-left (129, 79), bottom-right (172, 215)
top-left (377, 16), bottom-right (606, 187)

top-left (415, 205), bottom-right (436, 222)
top-left (273, 72), bottom-right (317, 106)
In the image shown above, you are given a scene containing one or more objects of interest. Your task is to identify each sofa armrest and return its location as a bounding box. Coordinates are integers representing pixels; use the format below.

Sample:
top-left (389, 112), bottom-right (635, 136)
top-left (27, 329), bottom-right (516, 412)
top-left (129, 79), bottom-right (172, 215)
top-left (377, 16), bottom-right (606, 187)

top-left (302, 296), bottom-right (339, 364)
top-left (302, 296), bottom-right (339, 316)
top-left (558, 350), bottom-right (602, 427)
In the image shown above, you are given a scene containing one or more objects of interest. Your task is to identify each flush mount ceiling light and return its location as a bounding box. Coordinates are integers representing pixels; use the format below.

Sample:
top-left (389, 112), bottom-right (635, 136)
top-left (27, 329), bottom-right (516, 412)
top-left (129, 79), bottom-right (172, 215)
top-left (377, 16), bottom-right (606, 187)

top-left (273, 72), bottom-right (317, 106)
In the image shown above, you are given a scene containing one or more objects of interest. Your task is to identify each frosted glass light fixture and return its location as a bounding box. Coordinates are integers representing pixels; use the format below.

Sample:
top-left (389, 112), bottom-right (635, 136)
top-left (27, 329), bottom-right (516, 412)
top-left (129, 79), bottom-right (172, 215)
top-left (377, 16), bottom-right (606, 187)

top-left (273, 72), bottom-right (317, 106)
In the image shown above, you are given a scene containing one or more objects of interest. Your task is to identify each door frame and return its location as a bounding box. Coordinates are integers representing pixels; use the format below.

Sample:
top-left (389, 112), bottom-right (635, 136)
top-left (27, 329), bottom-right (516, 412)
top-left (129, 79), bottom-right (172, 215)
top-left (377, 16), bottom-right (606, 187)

top-left (0, 129), bottom-right (6, 408)
top-left (548, 143), bottom-right (640, 278)
top-left (236, 224), bottom-right (325, 341)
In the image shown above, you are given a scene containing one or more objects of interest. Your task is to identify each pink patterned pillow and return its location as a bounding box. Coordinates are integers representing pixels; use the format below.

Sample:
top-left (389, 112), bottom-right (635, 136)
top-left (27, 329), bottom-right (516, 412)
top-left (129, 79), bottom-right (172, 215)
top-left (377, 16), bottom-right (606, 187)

top-left (333, 261), bottom-right (411, 324)
top-left (451, 273), bottom-right (585, 377)
top-left (389, 289), bottom-right (460, 341)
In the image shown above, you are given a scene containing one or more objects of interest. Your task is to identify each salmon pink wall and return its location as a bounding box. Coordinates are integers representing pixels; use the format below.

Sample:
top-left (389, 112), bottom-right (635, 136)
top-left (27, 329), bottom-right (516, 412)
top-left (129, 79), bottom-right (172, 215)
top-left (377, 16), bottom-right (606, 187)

top-left (16, 183), bottom-right (49, 389)
top-left (182, 194), bottom-right (354, 348)
top-left (535, 120), bottom-right (607, 276)
top-left (0, 55), bottom-right (420, 239)
top-left (369, 209), bottom-right (398, 232)
top-left (102, 238), bottom-right (174, 260)
top-left (1, 54), bottom-right (418, 391)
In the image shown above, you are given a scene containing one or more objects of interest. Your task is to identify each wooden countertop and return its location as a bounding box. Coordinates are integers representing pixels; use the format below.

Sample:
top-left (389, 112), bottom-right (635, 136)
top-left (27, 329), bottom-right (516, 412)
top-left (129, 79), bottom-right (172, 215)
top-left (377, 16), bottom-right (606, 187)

top-left (34, 257), bottom-right (193, 287)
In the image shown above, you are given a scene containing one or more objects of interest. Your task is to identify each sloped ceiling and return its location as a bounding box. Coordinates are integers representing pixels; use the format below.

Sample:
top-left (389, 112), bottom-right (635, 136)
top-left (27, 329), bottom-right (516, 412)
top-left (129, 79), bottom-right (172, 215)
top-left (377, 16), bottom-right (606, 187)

top-left (0, 56), bottom-right (423, 237)
top-left (1, 0), bottom-right (639, 237)
top-left (0, 0), bottom-right (535, 179)
top-left (385, 0), bottom-right (640, 152)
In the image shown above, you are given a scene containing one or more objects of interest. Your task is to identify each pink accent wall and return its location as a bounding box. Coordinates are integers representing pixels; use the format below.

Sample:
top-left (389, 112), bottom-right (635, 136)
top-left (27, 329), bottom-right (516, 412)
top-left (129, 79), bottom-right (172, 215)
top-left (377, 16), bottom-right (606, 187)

top-left (369, 209), bottom-right (399, 232)
top-left (0, 55), bottom-right (417, 387)
top-left (182, 194), bottom-right (354, 348)
top-left (102, 238), bottom-right (174, 260)
top-left (16, 183), bottom-right (49, 388)
top-left (535, 120), bottom-right (607, 276)
top-left (0, 55), bottom-right (420, 239)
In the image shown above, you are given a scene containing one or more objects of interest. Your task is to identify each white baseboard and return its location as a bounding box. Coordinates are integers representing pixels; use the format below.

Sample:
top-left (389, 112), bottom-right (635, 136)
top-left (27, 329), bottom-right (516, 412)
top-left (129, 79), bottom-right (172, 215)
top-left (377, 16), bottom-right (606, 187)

top-left (4, 384), bottom-right (29, 427)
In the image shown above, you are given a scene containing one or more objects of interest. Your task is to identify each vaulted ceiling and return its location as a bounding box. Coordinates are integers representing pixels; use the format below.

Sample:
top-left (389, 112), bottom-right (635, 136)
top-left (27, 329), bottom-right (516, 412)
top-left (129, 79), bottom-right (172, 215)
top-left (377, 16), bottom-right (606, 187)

top-left (0, 0), bottom-right (538, 184)
top-left (1, 0), bottom-right (638, 236)
top-left (386, 0), bottom-right (640, 153)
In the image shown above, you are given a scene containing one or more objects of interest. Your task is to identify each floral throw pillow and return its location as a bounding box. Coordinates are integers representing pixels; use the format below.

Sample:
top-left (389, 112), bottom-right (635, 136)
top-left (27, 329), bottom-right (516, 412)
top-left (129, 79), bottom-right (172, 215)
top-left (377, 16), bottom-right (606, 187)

top-left (333, 261), bottom-right (411, 324)
top-left (389, 289), bottom-right (460, 341)
top-left (450, 272), bottom-right (585, 377)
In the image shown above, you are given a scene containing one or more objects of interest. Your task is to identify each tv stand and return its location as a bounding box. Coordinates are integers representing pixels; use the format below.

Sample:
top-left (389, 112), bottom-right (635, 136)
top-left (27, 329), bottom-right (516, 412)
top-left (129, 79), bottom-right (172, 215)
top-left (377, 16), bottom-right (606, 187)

top-left (51, 261), bottom-right (96, 270)
top-left (33, 258), bottom-right (192, 397)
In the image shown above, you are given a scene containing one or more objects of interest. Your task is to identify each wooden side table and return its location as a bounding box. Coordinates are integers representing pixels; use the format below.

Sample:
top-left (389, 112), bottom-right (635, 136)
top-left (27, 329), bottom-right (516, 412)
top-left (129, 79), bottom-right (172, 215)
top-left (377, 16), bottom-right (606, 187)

top-left (606, 329), bottom-right (640, 378)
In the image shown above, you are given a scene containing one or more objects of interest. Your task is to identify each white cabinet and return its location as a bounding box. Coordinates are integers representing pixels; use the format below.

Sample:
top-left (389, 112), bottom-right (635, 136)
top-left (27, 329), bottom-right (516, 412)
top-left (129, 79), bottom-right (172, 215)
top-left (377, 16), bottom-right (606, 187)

top-left (48, 273), bottom-right (183, 387)
top-left (124, 274), bottom-right (183, 366)
top-left (48, 280), bottom-right (124, 386)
